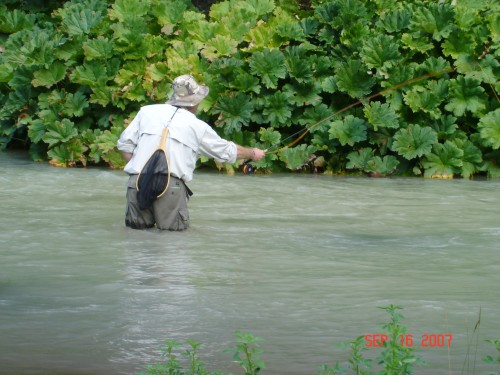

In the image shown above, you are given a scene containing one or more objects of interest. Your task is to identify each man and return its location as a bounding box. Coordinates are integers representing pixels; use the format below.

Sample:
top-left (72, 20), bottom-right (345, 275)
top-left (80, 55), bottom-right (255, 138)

top-left (117, 75), bottom-right (266, 231)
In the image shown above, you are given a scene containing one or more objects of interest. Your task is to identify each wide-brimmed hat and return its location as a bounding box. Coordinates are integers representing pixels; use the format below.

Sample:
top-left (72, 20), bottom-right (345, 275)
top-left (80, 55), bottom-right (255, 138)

top-left (166, 75), bottom-right (209, 107)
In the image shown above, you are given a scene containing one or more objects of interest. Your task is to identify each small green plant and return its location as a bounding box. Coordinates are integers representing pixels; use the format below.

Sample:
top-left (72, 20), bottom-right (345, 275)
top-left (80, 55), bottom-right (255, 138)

top-left (319, 335), bottom-right (373, 375)
top-left (226, 331), bottom-right (266, 375)
top-left (139, 338), bottom-right (219, 375)
top-left (139, 339), bottom-right (182, 375)
top-left (320, 305), bottom-right (421, 375)
top-left (377, 305), bottom-right (421, 374)
top-left (483, 339), bottom-right (500, 373)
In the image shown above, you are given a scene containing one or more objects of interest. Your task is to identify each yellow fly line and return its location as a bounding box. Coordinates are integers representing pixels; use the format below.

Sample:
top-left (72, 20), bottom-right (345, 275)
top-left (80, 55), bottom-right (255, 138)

top-left (265, 67), bottom-right (456, 155)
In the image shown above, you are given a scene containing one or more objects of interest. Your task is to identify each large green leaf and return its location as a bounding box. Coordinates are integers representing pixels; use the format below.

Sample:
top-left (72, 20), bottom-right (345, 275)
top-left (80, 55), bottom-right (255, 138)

top-left (455, 55), bottom-right (499, 85)
top-left (111, 19), bottom-right (151, 59)
top-left (18, 30), bottom-right (59, 68)
top-left (401, 32), bottom-right (434, 53)
top-left (329, 115), bottom-right (367, 146)
top-left (297, 104), bottom-right (333, 129)
top-left (83, 37), bottom-right (115, 60)
top-left (391, 124), bottom-right (438, 160)
top-left (151, 0), bottom-right (188, 27)
top-left (246, 0), bottom-right (275, 17)
top-left (422, 141), bottom-right (463, 178)
top-left (335, 59), bottom-right (375, 98)
top-left (213, 92), bottom-right (254, 135)
top-left (258, 127), bottom-right (281, 148)
top-left (218, 7), bottom-right (257, 41)
top-left (419, 56), bottom-right (451, 75)
top-left (478, 108), bottom-right (500, 149)
top-left (314, 2), bottom-right (341, 26)
top-left (0, 64), bottom-right (14, 83)
top-left (61, 8), bottom-right (104, 36)
top-left (8, 66), bottom-right (33, 88)
top-left (367, 155), bottom-right (399, 176)
top-left (361, 34), bottom-right (401, 73)
top-left (183, 11), bottom-right (216, 43)
top-left (47, 139), bottom-right (87, 166)
top-left (108, 0), bottom-right (149, 22)
top-left (346, 147), bottom-right (373, 170)
top-left (377, 8), bottom-right (411, 33)
top-left (381, 64), bottom-right (414, 89)
top-left (201, 35), bottom-right (238, 60)
top-left (0, 7), bottom-right (35, 33)
top-left (0, 87), bottom-right (32, 119)
top-left (340, 23), bottom-right (370, 51)
top-left (403, 80), bottom-right (448, 119)
top-left (249, 49), bottom-right (287, 89)
top-left (232, 72), bottom-right (261, 94)
top-left (262, 91), bottom-right (292, 127)
top-left (90, 85), bottom-right (112, 106)
top-left (275, 19), bottom-right (306, 42)
top-left (300, 17), bottom-right (319, 36)
top-left (284, 46), bottom-right (313, 83)
top-left (244, 21), bottom-right (279, 50)
top-left (454, 138), bottom-right (483, 179)
top-left (441, 29), bottom-right (475, 58)
top-left (410, 3), bottom-right (455, 41)
top-left (88, 127), bottom-right (123, 166)
top-left (283, 81), bottom-right (322, 107)
top-left (63, 91), bottom-right (90, 117)
top-left (32, 62), bottom-right (67, 88)
top-left (363, 101), bottom-right (399, 131)
top-left (42, 119), bottom-right (78, 147)
top-left (70, 62), bottom-right (108, 86)
top-left (444, 76), bottom-right (487, 117)
top-left (27, 119), bottom-right (46, 144)
top-left (279, 144), bottom-right (317, 170)
top-left (430, 115), bottom-right (458, 140)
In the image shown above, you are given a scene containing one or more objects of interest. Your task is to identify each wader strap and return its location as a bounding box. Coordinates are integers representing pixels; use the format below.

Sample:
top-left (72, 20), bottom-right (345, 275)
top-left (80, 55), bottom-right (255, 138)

top-left (178, 177), bottom-right (193, 197)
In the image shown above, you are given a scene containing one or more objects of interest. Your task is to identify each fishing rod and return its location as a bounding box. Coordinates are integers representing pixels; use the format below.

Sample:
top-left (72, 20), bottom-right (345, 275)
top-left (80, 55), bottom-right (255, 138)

top-left (242, 67), bottom-right (455, 174)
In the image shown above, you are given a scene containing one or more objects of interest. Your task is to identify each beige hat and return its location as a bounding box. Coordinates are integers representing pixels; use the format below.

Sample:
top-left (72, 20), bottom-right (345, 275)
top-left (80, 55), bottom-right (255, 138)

top-left (166, 75), bottom-right (209, 107)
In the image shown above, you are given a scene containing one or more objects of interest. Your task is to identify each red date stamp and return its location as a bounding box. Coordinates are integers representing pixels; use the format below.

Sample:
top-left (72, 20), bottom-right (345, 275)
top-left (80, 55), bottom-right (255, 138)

top-left (364, 333), bottom-right (453, 348)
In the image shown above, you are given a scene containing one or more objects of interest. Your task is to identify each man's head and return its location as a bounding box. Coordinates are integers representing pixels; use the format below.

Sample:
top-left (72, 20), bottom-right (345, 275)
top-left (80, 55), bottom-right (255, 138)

top-left (166, 75), bottom-right (209, 108)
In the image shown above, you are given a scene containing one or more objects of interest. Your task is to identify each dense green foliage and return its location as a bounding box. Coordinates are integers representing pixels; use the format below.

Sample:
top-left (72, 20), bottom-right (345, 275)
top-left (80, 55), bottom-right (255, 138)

top-left (0, 0), bottom-right (499, 177)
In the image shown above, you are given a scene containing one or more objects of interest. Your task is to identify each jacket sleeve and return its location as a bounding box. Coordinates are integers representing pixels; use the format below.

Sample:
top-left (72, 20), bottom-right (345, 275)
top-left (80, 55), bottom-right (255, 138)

top-left (116, 111), bottom-right (141, 154)
top-left (198, 126), bottom-right (237, 164)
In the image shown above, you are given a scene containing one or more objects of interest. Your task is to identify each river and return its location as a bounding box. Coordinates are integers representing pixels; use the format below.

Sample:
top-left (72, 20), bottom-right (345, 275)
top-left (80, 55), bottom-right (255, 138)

top-left (0, 150), bottom-right (499, 374)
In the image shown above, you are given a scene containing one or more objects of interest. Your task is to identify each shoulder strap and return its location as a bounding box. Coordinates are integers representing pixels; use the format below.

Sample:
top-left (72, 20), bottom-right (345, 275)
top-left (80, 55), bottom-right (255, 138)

top-left (158, 107), bottom-right (179, 150)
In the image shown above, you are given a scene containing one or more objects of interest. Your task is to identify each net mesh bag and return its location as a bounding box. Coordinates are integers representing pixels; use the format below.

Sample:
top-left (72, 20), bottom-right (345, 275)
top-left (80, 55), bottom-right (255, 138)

top-left (136, 127), bottom-right (171, 210)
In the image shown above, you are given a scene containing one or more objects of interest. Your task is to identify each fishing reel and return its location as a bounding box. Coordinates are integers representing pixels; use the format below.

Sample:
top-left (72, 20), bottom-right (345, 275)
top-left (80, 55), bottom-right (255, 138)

top-left (242, 161), bottom-right (255, 175)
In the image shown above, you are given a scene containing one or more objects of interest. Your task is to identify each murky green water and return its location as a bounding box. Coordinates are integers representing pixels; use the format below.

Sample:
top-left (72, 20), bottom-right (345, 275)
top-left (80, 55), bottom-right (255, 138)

top-left (1, 150), bottom-right (499, 374)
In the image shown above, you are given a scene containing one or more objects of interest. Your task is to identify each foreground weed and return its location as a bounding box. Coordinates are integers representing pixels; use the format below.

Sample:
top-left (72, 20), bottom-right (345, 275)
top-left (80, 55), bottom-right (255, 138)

top-left (319, 335), bottom-right (373, 375)
top-left (377, 305), bottom-right (422, 374)
top-left (483, 339), bottom-right (500, 373)
top-left (320, 305), bottom-right (422, 375)
top-left (139, 332), bottom-right (265, 375)
top-left (226, 331), bottom-right (266, 375)
top-left (139, 339), bottom-right (219, 375)
top-left (140, 306), bottom-right (500, 374)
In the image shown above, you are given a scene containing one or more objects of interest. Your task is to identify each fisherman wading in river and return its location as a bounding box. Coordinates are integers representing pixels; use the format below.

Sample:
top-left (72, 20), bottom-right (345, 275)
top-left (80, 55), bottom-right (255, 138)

top-left (117, 75), bottom-right (266, 231)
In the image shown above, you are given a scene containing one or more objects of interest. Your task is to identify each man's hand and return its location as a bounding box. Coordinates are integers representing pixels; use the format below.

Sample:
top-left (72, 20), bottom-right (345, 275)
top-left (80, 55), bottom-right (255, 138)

top-left (250, 147), bottom-right (266, 161)
top-left (236, 145), bottom-right (266, 161)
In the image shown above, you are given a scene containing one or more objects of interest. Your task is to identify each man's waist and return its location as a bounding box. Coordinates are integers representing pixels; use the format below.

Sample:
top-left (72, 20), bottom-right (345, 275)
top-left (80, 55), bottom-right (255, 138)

top-left (127, 173), bottom-right (192, 196)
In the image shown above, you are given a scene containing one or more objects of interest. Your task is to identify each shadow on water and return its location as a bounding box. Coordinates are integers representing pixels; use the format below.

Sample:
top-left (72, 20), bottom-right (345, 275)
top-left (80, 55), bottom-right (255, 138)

top-left (1, 151), bottom-right (499, 374)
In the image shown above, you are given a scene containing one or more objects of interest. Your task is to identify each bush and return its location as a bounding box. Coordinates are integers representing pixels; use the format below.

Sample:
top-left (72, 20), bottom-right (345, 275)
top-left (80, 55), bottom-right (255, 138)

top-left (0, 0), bottom-right (499, 177)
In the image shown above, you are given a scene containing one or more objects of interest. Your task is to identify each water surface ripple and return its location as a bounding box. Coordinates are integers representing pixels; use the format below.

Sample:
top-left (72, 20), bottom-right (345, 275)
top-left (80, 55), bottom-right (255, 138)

top-left (1, 151), bottom-right (499, 374)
